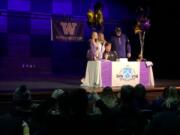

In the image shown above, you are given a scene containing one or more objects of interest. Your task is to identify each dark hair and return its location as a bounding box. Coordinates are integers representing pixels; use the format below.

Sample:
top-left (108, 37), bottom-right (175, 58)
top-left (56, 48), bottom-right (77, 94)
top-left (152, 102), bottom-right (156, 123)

top-left (115, 27), bottom-right (122, 32)
top-left (105, 42), bottom-right (112, 47)
top-left (134, 83), bottom-right (146, 99)
top-left (13, 85), bottom-right (32, 108)
top-left (120, 85), bottom-right (134, 102)
top-left (102, 86), bottom-right (113, 95)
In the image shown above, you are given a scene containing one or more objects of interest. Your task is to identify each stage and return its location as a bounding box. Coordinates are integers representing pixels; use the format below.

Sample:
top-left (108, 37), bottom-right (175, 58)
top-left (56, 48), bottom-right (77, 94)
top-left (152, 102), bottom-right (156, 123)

top-left (0, 72), bottom-right (180, 93)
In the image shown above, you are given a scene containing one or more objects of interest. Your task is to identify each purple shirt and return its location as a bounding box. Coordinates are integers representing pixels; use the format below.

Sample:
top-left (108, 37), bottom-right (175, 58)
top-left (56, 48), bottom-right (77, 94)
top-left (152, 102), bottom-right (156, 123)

top-left (111, 34), bottom-right (131, 58)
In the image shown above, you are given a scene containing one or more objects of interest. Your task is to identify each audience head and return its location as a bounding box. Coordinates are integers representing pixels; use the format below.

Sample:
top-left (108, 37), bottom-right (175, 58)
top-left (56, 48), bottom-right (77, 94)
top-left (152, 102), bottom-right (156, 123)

top-left (163, 86), bottom-right (178, 110)
top-left (13, 85), bottom-right (32, 109)
top-left (120, 85), bottom-right (135, 103)
top-left (101, 86), bottom-right (117, 108)
top-left (51, 88), bottom-right (64, 100)
top-left (116, 85), bottom-right (135, 111)
top-left (166, 86), bottom-right (177, 98)
top-left (102, 86), bottom-right (113, 95)
top-left (134, 84), bottom-right (146, 99)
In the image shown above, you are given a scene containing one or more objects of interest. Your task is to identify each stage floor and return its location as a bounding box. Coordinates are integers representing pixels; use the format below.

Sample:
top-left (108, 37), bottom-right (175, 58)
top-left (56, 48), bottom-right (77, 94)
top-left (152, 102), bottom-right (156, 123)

top-left (0, 73), bottom-right (180, 93)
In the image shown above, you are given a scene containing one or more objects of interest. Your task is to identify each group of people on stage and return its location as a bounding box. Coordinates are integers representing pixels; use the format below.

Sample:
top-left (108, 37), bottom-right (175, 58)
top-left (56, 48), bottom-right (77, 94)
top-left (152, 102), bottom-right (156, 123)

top-left (86, 27), bottom-right (131, 61)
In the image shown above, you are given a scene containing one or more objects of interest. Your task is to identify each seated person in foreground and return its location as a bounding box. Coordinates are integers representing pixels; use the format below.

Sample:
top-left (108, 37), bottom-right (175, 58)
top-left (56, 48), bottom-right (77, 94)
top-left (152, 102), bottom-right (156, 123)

top-left (103, 42), bottom-right (118, 61)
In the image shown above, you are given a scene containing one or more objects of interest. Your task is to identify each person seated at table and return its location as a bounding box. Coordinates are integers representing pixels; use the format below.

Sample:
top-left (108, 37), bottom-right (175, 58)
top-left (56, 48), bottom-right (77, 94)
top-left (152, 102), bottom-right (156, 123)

top-left (103, 42), bottom-right (118, 61)
top-left (86, 31), bottom-right (104, 60)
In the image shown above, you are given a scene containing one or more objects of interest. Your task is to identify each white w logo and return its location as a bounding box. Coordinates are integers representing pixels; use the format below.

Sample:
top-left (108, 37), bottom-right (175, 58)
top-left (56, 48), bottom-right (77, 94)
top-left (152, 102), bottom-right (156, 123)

top-left (60, 22), bottom-right (77, 35)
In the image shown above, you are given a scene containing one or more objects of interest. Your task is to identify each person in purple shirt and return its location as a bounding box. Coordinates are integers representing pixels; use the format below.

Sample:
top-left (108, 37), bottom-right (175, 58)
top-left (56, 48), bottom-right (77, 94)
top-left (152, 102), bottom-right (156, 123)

top-left (111, 27), bottom-right (131, 58)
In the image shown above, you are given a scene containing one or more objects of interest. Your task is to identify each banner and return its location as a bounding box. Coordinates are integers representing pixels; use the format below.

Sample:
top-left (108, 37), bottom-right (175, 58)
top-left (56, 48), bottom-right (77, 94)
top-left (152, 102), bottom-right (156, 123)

top-left (111, 62), bottom-right (140, 86)
top-left (51, 18), bottom-right (84, 41)
top-left (82, 61), bottom-right (154, 87)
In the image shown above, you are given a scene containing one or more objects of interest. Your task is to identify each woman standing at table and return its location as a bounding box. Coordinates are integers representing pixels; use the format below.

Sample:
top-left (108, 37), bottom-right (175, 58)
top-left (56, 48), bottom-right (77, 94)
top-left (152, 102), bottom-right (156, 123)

top-left (87, 31), bottom-right (104, 60)
top-left (98, 32), bottom-right (106, 51)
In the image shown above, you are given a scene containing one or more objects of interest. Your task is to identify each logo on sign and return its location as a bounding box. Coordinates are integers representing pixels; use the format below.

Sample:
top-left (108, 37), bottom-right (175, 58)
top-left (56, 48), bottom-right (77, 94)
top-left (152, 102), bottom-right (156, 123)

top-left (52, 18), bottom-right (84, 41)
top-left (60, 22), bottom-right (77, 36)
top-left (116, 65), bottom-right (138, 80)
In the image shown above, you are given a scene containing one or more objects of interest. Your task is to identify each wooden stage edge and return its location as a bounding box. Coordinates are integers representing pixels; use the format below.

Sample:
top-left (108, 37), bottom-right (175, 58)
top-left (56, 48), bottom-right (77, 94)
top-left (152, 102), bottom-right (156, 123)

top-left (0, 79), bottom-right (180, 101)
top-left (0, 86), bottom-right (180, 96)
top-left (0, 86), bottom-right (180, 102)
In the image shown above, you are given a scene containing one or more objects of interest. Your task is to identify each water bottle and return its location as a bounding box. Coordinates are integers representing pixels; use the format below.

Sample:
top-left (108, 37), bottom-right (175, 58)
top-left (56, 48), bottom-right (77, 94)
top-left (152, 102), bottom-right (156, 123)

top-left (22, 120), bottom-right (30, 135)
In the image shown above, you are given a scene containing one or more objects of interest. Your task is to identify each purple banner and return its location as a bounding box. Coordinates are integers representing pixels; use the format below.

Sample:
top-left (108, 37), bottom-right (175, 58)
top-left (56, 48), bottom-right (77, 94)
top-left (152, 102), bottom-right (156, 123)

top-left (140, 62), bottom-right (149, 86)
top-left (101, 61), bottom-right (112, 87)
top-left (51, 18), bottom-right (84, 41)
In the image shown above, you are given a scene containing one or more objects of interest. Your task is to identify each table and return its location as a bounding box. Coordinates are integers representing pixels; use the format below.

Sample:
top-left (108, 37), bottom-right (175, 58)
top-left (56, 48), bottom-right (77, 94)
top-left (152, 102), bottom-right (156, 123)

top-left (81, 60), bottom-right (155, 87)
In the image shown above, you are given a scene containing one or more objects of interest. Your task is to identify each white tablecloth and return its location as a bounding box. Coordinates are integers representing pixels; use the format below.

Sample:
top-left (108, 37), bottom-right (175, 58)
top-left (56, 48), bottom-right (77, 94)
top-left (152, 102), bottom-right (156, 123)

top-left (82, 60), bottom-right (155, 87)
